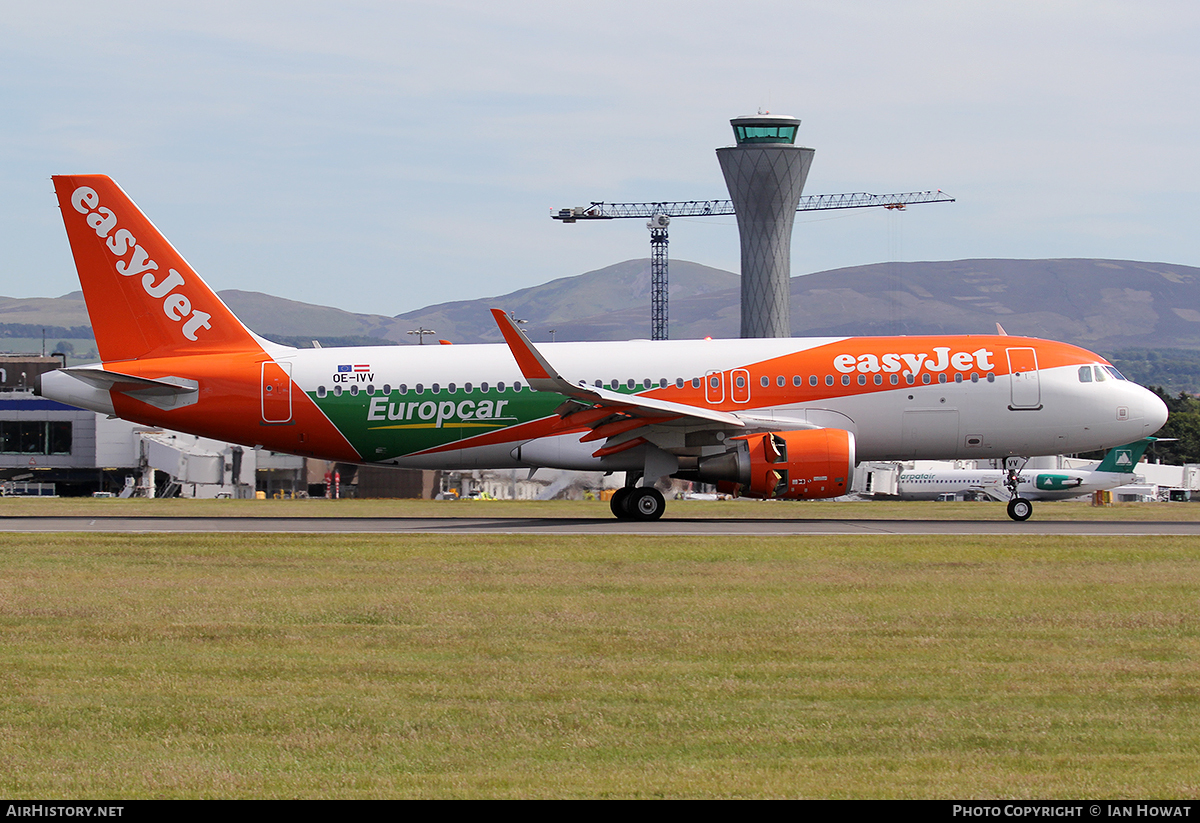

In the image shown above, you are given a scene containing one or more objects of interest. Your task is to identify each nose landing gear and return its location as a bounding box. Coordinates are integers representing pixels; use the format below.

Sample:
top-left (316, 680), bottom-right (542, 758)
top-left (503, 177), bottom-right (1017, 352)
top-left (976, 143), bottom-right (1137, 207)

top-left (1004, 457), bottom-right (1032, 521)
top-left (1006, 496), bottom-right (1033, 521)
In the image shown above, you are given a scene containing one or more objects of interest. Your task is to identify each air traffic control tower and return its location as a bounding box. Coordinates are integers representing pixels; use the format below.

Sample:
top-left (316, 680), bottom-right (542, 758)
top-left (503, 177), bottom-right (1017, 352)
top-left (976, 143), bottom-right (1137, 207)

top-left (717, 114), bottom-right (814, 338)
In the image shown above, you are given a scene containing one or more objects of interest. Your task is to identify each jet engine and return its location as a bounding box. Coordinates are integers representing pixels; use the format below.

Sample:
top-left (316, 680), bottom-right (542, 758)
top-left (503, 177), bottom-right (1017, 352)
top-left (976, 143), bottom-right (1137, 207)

top-left (680, 428), bottom-right (856, 500)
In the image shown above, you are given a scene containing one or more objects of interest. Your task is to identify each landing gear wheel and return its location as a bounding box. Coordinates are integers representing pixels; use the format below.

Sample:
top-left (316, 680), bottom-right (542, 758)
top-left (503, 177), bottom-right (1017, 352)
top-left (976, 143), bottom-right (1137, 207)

top-left (610, 487), bottom-right (634, 520)
top-left (628, 487), bottom-right (666, 521)
top-left (1007, 498), bottom-right (1033, 522)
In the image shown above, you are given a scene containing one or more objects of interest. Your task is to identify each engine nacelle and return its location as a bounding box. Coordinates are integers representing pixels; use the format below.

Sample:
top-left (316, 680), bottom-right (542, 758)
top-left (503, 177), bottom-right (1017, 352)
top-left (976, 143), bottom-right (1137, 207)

top-left (694, 428), bottom-right (856, 500)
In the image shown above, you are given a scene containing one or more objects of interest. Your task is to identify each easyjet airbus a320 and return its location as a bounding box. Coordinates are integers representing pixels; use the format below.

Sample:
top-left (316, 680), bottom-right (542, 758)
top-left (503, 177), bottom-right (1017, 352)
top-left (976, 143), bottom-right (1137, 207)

top-left (38, 175), bottom-right (1168, 520)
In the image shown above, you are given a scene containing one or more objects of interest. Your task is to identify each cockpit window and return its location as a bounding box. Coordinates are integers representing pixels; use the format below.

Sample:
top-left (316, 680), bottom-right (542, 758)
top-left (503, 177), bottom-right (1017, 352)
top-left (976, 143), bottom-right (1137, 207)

top-left (1093, 366), bottom-right (1107, 382)
top-left (1078, 366), bottom-right (1093, 383)
top-left (1104, 366), bottom-right (1127, 381)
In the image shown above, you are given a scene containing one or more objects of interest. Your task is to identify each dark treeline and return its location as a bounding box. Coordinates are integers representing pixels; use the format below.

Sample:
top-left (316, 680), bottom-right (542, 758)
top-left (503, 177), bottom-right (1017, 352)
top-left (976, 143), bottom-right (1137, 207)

top-left (0, 323), bottom-right (94, 339)
top-left (1141, 387), bottom-right (1200, 465)
top-left (1104, 349), bottom-right (1200, 396)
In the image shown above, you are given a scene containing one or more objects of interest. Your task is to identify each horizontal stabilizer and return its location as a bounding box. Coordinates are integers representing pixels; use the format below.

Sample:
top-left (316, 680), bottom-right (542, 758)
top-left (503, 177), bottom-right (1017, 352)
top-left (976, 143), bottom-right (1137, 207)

top-left (60, 367), bottom-right (197, 397)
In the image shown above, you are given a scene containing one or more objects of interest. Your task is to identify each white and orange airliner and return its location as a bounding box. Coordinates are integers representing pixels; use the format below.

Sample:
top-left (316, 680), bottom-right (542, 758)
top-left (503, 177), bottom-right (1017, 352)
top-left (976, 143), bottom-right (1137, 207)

top-left (38, 175), bottom-right (1168, 521)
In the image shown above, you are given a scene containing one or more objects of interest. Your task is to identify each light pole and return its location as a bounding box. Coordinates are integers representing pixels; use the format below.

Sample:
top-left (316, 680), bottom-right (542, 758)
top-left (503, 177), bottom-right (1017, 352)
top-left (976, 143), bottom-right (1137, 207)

top-left (407, 327), bottom-right (436, 345)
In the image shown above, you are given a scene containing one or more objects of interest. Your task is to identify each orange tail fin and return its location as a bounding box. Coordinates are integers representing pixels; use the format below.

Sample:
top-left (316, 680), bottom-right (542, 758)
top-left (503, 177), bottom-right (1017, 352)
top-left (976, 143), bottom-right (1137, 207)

top-left (52, 175), bottom-right (262, 362)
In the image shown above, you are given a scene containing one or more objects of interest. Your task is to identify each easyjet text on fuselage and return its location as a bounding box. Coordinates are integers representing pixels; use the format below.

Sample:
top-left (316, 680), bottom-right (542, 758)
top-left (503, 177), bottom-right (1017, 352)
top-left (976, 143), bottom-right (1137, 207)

top-left (833, 347), bottom-right (995, 377)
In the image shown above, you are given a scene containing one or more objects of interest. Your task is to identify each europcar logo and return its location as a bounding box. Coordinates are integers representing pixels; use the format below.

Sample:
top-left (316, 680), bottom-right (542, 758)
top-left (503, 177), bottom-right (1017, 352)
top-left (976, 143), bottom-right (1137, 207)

top-left (69, 186), bottom-right (213, 341)
top-left (366, 396), bottom-right (515, 429)
top-left (834, 347), bottom-right (995, 377)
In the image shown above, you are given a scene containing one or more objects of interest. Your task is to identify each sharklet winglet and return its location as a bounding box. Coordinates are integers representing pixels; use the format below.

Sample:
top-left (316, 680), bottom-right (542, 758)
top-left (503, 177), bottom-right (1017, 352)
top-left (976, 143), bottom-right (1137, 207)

top-left (489, 309), bottom-right (745, 429)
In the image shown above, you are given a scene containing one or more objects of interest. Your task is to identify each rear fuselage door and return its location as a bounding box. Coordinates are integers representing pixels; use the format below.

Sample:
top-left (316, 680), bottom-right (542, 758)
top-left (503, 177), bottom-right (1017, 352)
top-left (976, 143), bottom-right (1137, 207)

top-left (261, 360), bottom-right (293, 423)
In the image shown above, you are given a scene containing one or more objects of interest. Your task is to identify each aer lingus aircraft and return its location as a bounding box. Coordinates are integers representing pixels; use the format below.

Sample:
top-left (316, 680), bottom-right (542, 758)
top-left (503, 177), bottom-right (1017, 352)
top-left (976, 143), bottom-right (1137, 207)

top-left (38, 175), bottom-right (1168, 521)
top-left (897, 437), bottom-right (1159, 519)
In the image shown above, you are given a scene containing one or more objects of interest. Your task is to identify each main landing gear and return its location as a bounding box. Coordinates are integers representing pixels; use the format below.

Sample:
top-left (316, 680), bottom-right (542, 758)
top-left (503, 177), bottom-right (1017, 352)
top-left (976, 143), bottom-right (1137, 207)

top-left (610, 485), bottom-right (666, 521)
top-left (1004, 457), bottom-right (1032, 521)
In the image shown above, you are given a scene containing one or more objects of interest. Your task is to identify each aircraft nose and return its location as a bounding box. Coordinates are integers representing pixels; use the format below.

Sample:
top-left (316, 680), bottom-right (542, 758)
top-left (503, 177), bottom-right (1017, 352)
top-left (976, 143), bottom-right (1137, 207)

top-left (1144, 388), bottom-right (1169, 435)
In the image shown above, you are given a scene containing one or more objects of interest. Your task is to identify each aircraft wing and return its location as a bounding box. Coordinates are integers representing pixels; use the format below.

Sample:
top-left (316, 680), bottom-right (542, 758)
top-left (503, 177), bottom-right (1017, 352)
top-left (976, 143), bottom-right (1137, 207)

top-left (488, 308), bottom-right (833, 461)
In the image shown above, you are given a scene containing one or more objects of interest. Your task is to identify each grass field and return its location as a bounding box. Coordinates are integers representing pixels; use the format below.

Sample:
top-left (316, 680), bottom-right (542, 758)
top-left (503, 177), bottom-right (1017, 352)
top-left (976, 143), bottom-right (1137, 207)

top-left (1, 530), bottom-right (1198, 798)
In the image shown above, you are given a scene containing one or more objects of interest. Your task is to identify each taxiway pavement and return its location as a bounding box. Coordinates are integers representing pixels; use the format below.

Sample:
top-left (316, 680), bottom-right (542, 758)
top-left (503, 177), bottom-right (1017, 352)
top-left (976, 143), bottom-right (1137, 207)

top-left (1, 516), bottom-right (1198, 535)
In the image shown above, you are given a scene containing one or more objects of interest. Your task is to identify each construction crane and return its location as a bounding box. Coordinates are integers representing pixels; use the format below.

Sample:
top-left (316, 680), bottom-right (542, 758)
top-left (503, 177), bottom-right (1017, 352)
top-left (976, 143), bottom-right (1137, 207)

top-left (552, 190), bottom-right (955, 340)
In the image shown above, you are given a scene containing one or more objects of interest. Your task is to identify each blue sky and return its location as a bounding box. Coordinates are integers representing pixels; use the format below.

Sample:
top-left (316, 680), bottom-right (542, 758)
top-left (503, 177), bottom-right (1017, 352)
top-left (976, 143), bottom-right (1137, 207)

top-left (3, 1), bottom-right (1197, 315)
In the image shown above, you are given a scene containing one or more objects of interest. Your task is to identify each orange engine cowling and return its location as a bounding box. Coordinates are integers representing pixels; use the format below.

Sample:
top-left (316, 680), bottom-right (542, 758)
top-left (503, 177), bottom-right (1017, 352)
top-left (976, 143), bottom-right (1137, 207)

top-left (725, 428), bottom-right (856, 500)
